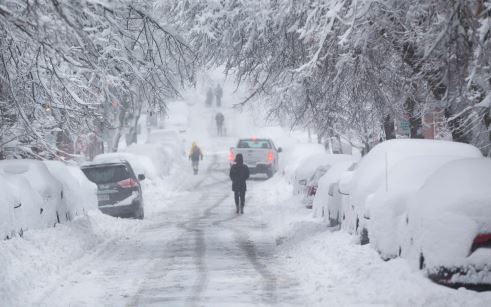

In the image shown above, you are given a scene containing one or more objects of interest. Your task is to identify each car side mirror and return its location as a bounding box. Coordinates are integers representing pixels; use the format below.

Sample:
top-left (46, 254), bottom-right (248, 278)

top-left (138, 174), bottom-right (146, 181)
top-left (278, 147), bottom-right (283, 153)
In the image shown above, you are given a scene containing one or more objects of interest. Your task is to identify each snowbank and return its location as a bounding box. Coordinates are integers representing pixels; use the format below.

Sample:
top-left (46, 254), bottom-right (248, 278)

top-left (0, 211), bottom-right (142, 307)
top-left (123, 143), bottom-right (171, 178)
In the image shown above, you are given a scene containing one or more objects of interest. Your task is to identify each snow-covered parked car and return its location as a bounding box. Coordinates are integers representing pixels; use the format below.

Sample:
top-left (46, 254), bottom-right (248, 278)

top-left (293, 154), bottom-right (354, 195)
top-left (44, 161), bottom-right (98, 220)
top-left (81, 158), bottom-right (145, 219)
top-left (367, 155), bottom-right (481, 260)
top-left (0, 160), bottom-right (65, 227)
top-left (312, 160), bottom-right (357, 224)
top-left (339, 139), bottom-right (482, 245)
top-left (146, 129), bottom-right (185, 160)
top-left (399, 158), bottom-right (491, 288)
top-left (303, 165), bottom-right (330, 208)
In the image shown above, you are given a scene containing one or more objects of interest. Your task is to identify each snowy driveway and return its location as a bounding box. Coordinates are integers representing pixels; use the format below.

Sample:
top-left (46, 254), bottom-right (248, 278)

top-left (35, 154), bottom-right (306, 307)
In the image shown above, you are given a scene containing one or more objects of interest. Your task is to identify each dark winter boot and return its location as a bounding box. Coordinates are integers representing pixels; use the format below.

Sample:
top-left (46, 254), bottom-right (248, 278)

top-left (240, 205), bottom-right (244, 214)
top-left (236, 204), bottom-right (239, 214)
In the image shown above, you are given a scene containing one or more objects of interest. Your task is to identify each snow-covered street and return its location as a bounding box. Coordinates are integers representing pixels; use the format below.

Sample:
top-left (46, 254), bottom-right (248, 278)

top-left (3, 148), bottom-right (489, 306)
top-left (24, 151), bottom-right (303, 307)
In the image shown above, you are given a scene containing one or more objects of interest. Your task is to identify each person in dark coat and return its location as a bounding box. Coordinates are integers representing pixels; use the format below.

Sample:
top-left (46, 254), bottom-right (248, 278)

top-left (229, 153), bottom-right (250, 214)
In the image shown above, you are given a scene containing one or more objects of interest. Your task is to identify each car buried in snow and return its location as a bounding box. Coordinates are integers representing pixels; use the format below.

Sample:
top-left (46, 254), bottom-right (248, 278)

top-left (81, 159), bottom-right (145, 219)
top-left (338, 139), bottom-right (483, 245)
top-left (311, 160), bottom-right (357, 224)
top-left (399, 158), bottom-right (491, 290)
top-left (293, 153), bottom-right (355, 196)
top-left (229, 138), bottom-right (281, 178)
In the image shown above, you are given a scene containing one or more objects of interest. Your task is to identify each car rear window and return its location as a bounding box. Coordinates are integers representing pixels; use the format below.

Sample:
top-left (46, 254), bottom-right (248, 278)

top-left (238, 139), bottom-right (271, 149)
top-left (82, 165), bottom-right (132, 184)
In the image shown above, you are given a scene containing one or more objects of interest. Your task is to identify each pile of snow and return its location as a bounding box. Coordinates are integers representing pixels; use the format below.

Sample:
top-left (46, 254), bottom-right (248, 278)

top-left (401, 158), bottom-right (491, 282)
top-left (341, 139), bottom-right (482, 239)
top-left (0, 211), bottom-right (141, 307)
top-left (123, 144), bottom-right (171, 178)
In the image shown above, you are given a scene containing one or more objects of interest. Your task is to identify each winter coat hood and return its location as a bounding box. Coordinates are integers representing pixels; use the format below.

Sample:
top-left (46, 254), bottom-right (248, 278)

top-left (235, 153), bottom-right (244, 165)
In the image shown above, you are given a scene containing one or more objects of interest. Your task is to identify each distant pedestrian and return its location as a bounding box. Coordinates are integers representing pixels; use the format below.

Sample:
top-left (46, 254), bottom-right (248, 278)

top-left (189, 142), bottom-right (203, 175)
top-left (205, 87), bottom-right (214, 107)
top-left (229, 153), bottom-right (250, 214)
top-left (215, 84), bottom-right (223, 107)
top-left (215, 112), bottom-right (225, 136)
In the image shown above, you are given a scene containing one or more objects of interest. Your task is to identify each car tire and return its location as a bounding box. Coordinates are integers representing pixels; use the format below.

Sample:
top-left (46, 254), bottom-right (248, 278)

top-left (266, 169), bottom-right (273, 178)
top-left (360, 227), bottom-right (369, 245)
top-left (138, 207), bottom-right (144, 220)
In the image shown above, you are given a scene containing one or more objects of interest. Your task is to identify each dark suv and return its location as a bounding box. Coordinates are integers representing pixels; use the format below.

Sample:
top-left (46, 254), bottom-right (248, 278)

top-left (81, 161), bottom-right (145, 219)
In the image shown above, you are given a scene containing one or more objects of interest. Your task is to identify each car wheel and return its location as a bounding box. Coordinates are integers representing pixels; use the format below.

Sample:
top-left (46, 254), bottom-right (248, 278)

top-left (266, 169), bottom-right (273, 178)
top-left (360, 227), bottom-right (369, 245)
top-left (138, 207), bottom-right (144, 220)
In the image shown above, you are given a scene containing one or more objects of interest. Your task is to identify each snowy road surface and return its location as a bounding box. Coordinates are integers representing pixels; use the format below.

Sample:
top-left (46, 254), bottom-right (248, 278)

top-left (35, 154), bottom-right (306, 307)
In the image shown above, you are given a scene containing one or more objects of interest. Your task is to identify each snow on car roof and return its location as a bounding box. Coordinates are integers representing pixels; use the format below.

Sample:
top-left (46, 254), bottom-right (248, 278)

top-left (409, 158), bottom-right (491, 213)
top-left (349, 139), bottom-right (482, 207)
top-left (295, 154), bottom-right (356, 180)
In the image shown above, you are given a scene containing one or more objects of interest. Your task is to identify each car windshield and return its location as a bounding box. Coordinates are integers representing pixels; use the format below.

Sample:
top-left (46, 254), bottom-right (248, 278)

top-left (238, 139), bottom-right (271, 149)
top-left (82, 165), bottom-right (132, 184)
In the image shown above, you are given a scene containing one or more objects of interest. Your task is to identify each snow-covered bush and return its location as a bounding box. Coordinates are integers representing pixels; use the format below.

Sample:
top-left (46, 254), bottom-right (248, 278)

top-left (341, 139), bottom-right (482, 243)
top-left (312, 160), bottom-right (357, 222)
top-left (400, 158), bottom-right (491, 285)
top-left (44, 161), bottom-right (98, 220)
top-left (0, 160), bottom-right (64, 228)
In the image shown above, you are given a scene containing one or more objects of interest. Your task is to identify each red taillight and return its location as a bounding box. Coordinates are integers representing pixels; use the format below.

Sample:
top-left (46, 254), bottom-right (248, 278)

top-left (267, 151), bottom-right (273, 162)
top-left (229, 150), bottom-right (234, 162)
top-left (470, 233), bottom-right (491, 253)
top-left (117, 178), bottom-right (139, 189)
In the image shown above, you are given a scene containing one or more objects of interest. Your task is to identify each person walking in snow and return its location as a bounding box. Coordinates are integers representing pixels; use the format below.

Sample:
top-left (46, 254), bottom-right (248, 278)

top-left (189, 142), bottom-right (203, 175)
top-left (215, 84), bottom-right (223, 107)
top-left (229, 153), bottom-right (250, 214)
top-left (205, 87), bottom-right (214, 107)
top-left (215, 112), bottom-right (225, 136)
